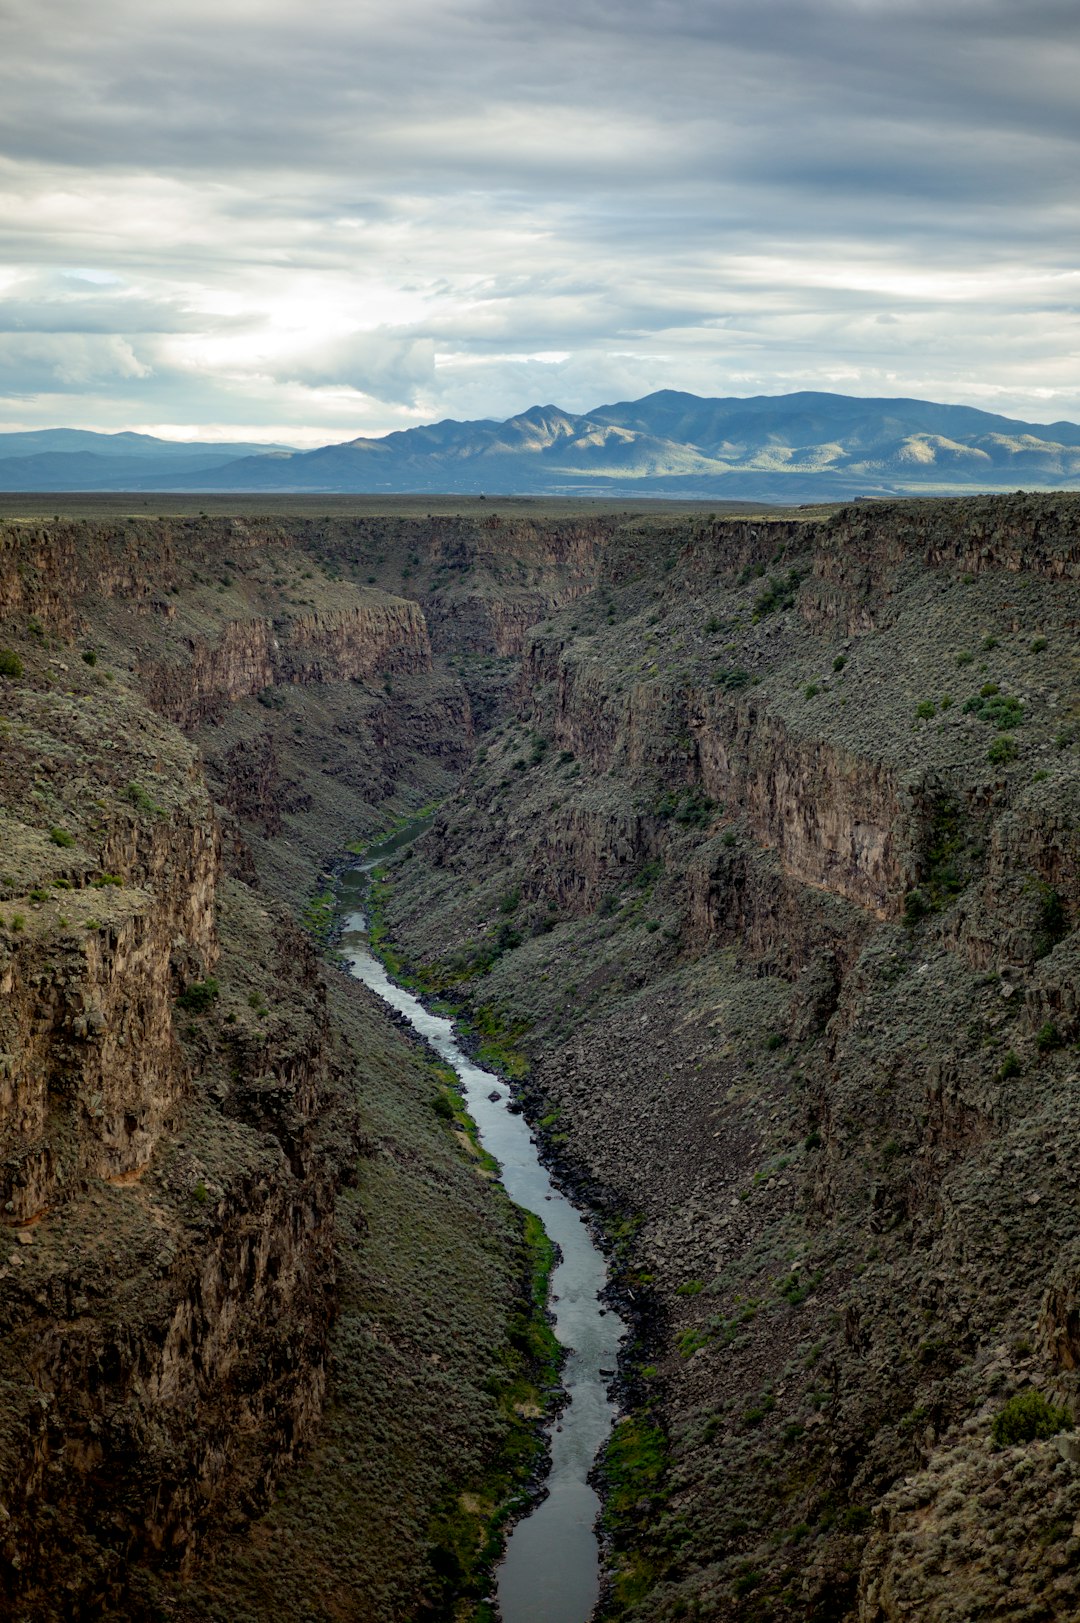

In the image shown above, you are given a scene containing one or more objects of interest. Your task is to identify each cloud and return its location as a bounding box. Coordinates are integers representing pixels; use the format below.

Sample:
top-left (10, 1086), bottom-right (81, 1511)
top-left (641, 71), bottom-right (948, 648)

top-left (0, 0), bottom-right (1077, 438)
top-left (0, 332), bottom-right (151, 394)
top-left (280, 331), bottom-right (436, 403)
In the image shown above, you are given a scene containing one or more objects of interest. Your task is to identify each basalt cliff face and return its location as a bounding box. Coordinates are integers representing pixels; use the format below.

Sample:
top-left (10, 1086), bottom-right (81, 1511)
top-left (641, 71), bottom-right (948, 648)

top-left (0, 495), bottom-right (1077, 1622)
top-left (382, 493), bottom-right (1080, 1622)
top-left (0, 508), bottom-right (607, 1620)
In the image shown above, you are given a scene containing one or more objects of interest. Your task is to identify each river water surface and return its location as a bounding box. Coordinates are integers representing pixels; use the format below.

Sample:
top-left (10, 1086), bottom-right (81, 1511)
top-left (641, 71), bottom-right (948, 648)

top-left (336, 837), bottom-right (626, 1623)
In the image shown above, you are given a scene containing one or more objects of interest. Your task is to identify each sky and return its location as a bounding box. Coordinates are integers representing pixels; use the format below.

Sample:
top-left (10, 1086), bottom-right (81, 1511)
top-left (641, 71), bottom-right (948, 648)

top-left (1, 0), bottom-right (1078, 446)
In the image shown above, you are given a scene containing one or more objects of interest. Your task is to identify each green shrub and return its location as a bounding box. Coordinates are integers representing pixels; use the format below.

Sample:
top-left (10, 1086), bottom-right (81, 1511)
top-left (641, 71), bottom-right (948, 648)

top-left (988, 736), bottom-right (1019, 765)
top-left (992, 1390), bottom-right (1072, 1448)
top-left (715, 665), bottom-right (750, 691)
top-left (965, 691), bottom-right (1023, 729)
top-left (49, 827), bottom-right (74, 847)
top-left (955, 649), bottom-right (974, 666)
top-left (0, 649), bottom-right (23, 678)
top-left (10, 913), bottom-right (25, 932)
top-left (833, 655), bottom-right (847, 672)
top-left (176, 977), bottom-right (219, 1013)
top-left (124, 781), bottom-right (161, 814)
top-left (778, 1271), bottom-right (818, 1307)
top-left (903, 888), bottom-right (930, 926)
top-left (1031, 636), bottom-right (1048, 653)
top-left (82, 650), bottom-right (97, 666)
top-left (1036, 1022), bottom-right (1062, 1052)
top-left (753, 568), bottom-right (804, 619)
top-left (1032, 882), bottom-right (1067, 960)
top-left (915, 700), bottom-right (936, 720)
top-left (656, 786), bottom-right (716, 827)
top-left (997, 1050), bottom-right (1021, 1080)
top-left (804, 683), bottom-right (819, 700)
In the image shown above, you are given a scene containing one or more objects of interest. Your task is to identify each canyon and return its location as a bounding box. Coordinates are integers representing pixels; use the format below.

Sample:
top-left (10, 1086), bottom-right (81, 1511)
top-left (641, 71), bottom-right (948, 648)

top-left (0, 492), bottom-right (1076, 1621)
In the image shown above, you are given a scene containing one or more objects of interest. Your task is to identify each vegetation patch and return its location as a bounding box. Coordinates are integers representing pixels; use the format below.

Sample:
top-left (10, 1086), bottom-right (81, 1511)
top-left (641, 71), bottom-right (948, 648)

top-left (991, 1391), bottom-right (1073, 1449)
top-left (600, 1413), bottom-right (669, 1614)
top-left (963, 690), bottom-right (1024, 729)
top-left (917, 794), bottom-right (985, 912)
top-left (176, 977), bottom-right (219, 1013)
top-left (655, 785), bottom-right (717, 828)
top-left (422, 1206), bottom-right (561, 1621)
top-left (1031, 880), bottom-right (1068, 961)
top-left (302, 887), bottom-right (336, 940)
top-left (752, 569), bottom-right (804, 620)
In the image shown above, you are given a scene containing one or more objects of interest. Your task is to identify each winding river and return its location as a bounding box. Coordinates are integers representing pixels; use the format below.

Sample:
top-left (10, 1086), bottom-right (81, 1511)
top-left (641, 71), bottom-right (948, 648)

top-left (336, 830), bottom-right (627, 1623)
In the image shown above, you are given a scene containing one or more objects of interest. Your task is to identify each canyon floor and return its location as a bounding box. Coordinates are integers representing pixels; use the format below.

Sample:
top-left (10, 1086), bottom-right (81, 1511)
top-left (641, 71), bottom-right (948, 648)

top-left (0, 493), bottom-right (1077, 1621)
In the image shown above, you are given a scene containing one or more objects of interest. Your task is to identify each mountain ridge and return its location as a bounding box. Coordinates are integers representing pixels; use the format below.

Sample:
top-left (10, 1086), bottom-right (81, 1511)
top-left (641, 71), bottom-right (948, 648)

top-left (2, 392), bottom-right (1079, 496)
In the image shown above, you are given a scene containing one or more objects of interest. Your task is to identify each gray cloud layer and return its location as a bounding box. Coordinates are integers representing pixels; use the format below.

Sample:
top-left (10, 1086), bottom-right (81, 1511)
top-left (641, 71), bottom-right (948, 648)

top-left (1, 0), bottom-right (1077, 441)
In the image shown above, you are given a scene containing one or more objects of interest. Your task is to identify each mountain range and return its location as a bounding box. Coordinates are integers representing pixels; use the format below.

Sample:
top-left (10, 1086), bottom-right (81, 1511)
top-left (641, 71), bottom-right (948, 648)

top-left (3, 392), bottom-right (1080, 498)
top-left (0, 429), bottom-right (296, 493)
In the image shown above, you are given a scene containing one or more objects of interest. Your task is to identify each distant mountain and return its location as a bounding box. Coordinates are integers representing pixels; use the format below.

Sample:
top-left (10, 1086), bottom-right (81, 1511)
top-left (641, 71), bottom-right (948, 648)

top-left (3, 394), bottom-right (1079, 497)
top-left (0, 429), bottom-right (297, 491)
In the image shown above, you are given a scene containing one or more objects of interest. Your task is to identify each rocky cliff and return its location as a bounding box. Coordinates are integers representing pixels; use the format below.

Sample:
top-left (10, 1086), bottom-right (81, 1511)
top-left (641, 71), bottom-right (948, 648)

top-left (0, 668), bottom-right (341, 1614)
top-left (382, 492), bottom-right (1080, 1622)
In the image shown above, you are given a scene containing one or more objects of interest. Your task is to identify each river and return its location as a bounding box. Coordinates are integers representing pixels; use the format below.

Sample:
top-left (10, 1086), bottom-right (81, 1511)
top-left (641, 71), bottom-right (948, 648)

top-left (336, 830), bottom-right (627, 1623)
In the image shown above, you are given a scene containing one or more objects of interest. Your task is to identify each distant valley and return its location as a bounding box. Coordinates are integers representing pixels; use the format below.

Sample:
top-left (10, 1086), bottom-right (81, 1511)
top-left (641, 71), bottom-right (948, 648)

top-left (3, 391), bottom-right (1080, 497)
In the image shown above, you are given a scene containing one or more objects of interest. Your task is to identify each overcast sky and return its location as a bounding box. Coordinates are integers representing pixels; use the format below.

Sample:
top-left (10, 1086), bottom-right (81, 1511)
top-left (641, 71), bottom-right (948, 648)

top-left (1, 0), bottom-right (1077, 445)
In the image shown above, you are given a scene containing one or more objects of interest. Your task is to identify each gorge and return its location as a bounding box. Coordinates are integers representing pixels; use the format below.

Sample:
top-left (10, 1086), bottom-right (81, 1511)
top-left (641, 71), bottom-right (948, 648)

top-left (0, 491), bottom-right (1077, 1622)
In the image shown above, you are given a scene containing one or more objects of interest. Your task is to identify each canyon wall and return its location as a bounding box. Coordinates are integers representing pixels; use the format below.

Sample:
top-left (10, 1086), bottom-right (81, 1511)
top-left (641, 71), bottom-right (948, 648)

top-left (383, 493), bottom-right (1080, 1623)
top-left (0, 508), bottom-right (555, 1619)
